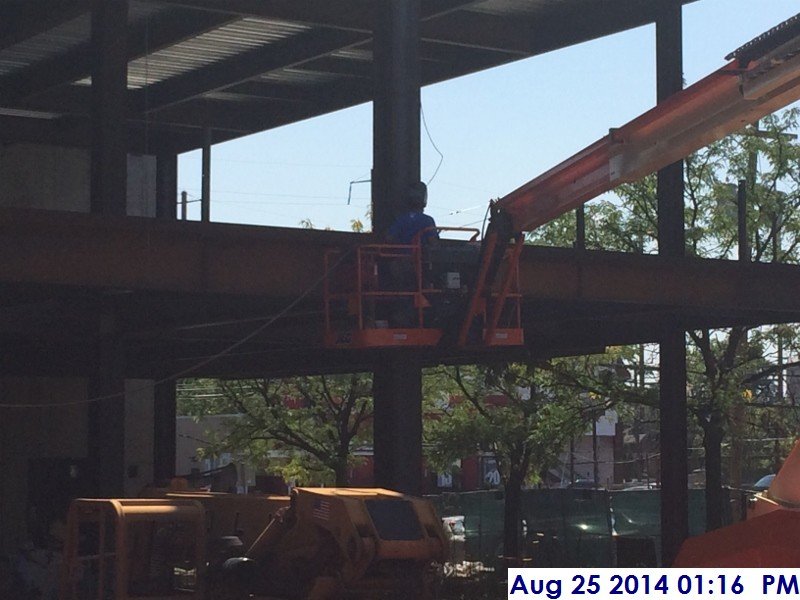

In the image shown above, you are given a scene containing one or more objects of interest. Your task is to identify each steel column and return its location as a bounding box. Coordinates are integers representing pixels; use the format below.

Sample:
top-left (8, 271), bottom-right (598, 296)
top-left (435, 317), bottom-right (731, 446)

top-left (87, 316), bottom-right (126, 497)
top-left (659, 326), bottom-right (688, 565)
top-left (153, 381), bottom-right (177, 484)
top-left (371, 1), bottom-right (424, 495)
top-left (738, 180), bottom-right (749, 262)
top-left (373, 356), bottom-right (423, 494)
top-left (576, 206), bottom-right (586, 251)
top-left (372, 0), bottom-right (422, 234)
top-left (90, 0), bottom-right (128, 216)
top-left (156, 152), bottom-right (178, 220)
top-left (656, 1), bottom-right (685, 256)
top-left (656, 1), bottom-right (689, 567)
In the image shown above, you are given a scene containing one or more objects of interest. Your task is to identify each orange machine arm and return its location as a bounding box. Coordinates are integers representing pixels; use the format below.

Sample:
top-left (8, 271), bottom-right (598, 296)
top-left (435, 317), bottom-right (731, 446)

top-left (457, 13), bottom-right (800, 347)
top-left (498, 12), bottom-right (800, 232)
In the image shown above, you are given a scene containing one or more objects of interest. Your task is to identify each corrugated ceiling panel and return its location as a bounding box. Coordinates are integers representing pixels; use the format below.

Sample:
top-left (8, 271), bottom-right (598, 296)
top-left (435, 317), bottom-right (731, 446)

top-left (257, 68), bottom-right (341, 86)
top-left (126, 18), bottom-right (311, 88)
top-left (466, 0), bottom-right (573, 17)
top-left (0, 2), bottom-right (166, 78)
top-left (331, 48), bottom-right (373, 61)
top-left (0, 14), bottom-right (89, 77)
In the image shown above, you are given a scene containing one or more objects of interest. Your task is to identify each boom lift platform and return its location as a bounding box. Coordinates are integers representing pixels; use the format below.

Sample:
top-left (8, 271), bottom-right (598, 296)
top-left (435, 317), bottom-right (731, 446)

top-left (323, 227), bottom-right (523, 348)
top-left (322, 12), bottom-right (800, 350)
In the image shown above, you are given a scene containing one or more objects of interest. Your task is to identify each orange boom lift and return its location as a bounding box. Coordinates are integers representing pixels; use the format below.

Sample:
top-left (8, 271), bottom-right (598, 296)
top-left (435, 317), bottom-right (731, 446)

top-left (323, 12), bottom-right (800, 351)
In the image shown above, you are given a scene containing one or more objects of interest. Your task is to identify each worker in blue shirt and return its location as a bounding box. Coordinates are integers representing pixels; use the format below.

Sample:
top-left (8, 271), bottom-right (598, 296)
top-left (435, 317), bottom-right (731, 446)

top-left (382, 182), bottom-right (438, 326)
top-left (386, 182), bottom-right (438, 247)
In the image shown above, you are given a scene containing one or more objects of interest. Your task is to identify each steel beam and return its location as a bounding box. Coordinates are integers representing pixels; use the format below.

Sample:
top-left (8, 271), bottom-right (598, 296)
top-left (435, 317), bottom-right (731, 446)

top-left (90, 0), bottom-right (128, 216)
top-left (419, 0), bottom-right (697, 55)
top-left (22, 77), bottom-right (373, 135)
top-left (0, 112), bottom-right (204, 155)
top-left (7, 210), bottom-right (800, 313)
top-left (0, 0), bottom-right (91, 51)
top-left (0, 9), bottom-right (234, 103)
top-left (140, 0), bottom-right (484, 33)
top-left (0, 208), bottom-right (359, 297)
top-left (141, 28), bottom-right (366, 113)
top-left (145, 0), bottom-right (375, 32)
top-left (145, 0), bottom-right (695, 57)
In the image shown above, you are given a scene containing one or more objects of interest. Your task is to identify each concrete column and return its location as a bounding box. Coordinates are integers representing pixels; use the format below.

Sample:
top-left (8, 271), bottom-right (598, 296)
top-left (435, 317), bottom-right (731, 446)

top-left (373, 356), bottom-right (423, 494)
top-left (656, 1), bottom-right (689, 566)
top-left (90, 0), bottom-right (128, 216)
top-left (372, 0), bottom-right (421, 234)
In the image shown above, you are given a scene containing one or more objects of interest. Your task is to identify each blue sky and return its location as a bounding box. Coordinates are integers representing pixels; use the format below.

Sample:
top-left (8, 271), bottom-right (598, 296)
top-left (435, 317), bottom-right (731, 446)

top-left (178, 0), bottom-right (800, 232)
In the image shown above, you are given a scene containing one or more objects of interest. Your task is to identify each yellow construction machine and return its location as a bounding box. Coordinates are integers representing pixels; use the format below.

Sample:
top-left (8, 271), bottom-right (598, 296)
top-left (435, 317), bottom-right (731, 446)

top-left (59, 487), bottom-right (447, 599)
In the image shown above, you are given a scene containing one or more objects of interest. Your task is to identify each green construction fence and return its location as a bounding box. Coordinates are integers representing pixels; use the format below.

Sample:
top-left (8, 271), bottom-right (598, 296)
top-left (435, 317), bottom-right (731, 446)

top-left (432, 488), bottom-right (726, 568)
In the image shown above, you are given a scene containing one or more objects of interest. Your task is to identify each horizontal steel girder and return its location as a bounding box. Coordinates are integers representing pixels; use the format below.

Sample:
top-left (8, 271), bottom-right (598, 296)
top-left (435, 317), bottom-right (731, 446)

top-left (2, 208), bottom-right (800, 318)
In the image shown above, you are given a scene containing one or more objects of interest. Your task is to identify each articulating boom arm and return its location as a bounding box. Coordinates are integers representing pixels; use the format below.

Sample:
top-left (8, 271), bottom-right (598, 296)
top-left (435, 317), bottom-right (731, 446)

top-left (497, 11), bottom-right (800, 233)
top-left (457, 12), bottom-right (800, 346)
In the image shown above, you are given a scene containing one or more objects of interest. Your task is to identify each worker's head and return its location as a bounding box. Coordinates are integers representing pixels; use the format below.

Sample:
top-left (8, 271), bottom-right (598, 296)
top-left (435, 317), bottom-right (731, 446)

top-left (408, 181), bottom-right (428, 211)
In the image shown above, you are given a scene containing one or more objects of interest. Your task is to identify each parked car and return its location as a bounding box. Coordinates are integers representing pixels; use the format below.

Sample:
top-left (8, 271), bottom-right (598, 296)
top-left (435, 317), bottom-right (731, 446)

top-left (750, 473), bottom-right (776, 491)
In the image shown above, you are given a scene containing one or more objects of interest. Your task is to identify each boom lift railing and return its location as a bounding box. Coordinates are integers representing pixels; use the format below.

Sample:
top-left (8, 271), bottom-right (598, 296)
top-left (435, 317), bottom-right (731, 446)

top-left (323, 227), bottom-right (483, 348)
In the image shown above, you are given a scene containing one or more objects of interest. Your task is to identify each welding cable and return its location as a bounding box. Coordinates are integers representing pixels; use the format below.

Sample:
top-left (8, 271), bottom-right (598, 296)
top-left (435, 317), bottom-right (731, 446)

top-left (480, 204), bottom-right (492, 239)
top-left (0, 248), bottom-right (356, 409)
top-left (421, 103), bottom-right (444, 185)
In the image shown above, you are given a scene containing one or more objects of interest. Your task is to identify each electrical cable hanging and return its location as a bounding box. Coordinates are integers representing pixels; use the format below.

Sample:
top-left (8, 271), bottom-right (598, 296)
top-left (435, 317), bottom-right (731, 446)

top-left (421, 103), bottom-right (444, 185)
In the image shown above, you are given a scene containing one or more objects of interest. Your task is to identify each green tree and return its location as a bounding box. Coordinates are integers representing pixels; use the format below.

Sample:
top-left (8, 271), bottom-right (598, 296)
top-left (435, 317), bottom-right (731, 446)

top-left (179, 374), bottom-right (373, 486)
top-left (533, 108), bottom-right (800, 530)
top-left (424, 352), bottom-right (647, 559)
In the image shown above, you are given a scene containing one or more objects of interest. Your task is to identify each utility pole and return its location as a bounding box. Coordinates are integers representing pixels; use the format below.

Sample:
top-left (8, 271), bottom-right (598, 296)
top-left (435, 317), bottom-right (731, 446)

top-left (593, 416), bottom-right (599, 486)
top-left (570, 438), bottom-right (575, 485)
top-left (201, 128), bottom-right (212, 223)
top-left (181, 190), bottom-right (188, 221)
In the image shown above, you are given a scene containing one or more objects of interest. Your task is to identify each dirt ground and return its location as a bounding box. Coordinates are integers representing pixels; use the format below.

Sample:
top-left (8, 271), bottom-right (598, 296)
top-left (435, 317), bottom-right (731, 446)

top-left (438, 571), bottom-right (506, 599)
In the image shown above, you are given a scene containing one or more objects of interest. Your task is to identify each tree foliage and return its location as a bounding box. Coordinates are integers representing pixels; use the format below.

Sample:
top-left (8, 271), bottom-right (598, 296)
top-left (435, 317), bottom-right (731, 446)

top-left (178, 374), bottom-right (373, 486)
top-left (532, 108), bottom-right (800, 529)
top-left (423, 351), bottom-right (649, 557)
top-left (532, 108), bottom-right (800, 261)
